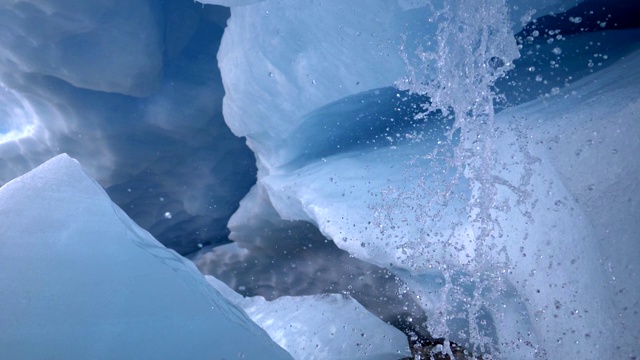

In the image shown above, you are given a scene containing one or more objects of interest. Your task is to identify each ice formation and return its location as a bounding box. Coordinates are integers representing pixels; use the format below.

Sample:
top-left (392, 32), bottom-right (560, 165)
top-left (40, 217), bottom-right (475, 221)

top-left (209, 0), bottom-right (640, 358)
top-left (0, 154), bottom-right (291, 359)
top-left (1, 0), bottom-right (639, 359)
top-left (206, 275), bottom-right (411, 359)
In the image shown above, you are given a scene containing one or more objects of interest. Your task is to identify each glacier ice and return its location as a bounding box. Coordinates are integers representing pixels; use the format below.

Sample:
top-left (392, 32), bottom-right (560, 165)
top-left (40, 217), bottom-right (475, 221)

top-left (0, 154), bottom-right (291, 359)
top-left (0, 0), bottom-right (639, 359)
top-left (206, 275), bottom-right (411, 359)
top-left (232, 47), bottom-right (639, 358)
top-left (212, 0), bottom-right (640, 358)
top-left (212, 0), bottom-right (585, 172)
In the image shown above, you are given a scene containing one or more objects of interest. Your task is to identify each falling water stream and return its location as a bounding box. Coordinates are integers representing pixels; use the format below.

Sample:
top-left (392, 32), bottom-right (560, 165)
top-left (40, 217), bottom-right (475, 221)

top-left (399, 0), bottom-right (521, 357)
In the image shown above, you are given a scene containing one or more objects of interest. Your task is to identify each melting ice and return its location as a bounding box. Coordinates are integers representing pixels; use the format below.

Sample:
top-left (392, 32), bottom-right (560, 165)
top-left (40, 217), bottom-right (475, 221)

top-left (1, 0), bottom-right (639, 359)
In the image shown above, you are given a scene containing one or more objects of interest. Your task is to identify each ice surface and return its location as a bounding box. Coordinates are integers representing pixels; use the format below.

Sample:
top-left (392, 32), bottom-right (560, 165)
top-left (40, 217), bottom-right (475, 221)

top-left (0, 1), bottom-right (255, 254)
top-left (216, 0), bottom-right (436, 170)
top-left (215, 0), bottom-right (583, 173)
top-left (507, 48), bottom-right (640, 356)
top-left (205, 275), bottom-right (411, 360)
top-left (217, 2), bottom-right (640, 353)
top-left (253, 48), bottom-right (640, 357)
top-left (0, 154), bottom-right (291, 359)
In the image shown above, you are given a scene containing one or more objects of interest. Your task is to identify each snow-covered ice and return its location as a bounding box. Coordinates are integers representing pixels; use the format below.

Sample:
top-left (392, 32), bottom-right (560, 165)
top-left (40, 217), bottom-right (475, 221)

top-left (211, 0), bottom-right (640, 357)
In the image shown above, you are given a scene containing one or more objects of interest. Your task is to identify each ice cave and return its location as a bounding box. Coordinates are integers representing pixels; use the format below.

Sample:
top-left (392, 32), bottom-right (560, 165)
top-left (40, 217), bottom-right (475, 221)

top-left (0, 0), bottom-right (638, 359)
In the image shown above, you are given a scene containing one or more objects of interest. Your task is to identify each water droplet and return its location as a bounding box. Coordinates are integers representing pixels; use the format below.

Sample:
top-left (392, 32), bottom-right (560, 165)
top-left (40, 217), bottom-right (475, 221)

top-left (552, 47), bottom-right (562, 55)
top-left (488, 56), bottom-right (505, 70)
top-left (163, 212), bottom-right (172, 219)
top-left (555, 300), bottom-right (562, 309)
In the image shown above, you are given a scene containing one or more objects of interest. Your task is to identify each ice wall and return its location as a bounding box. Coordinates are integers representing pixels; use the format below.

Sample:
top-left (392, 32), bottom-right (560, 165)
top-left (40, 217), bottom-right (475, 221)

top-left (0, 154), bottom-right (292, 359)
top-left (205, 0), bottom-right (582, 172)
top-left (209, 0), bottom-right (640, 357)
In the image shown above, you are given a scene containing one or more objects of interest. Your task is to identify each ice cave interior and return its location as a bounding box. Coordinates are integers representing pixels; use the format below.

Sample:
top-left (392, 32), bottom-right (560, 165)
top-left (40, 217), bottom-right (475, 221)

top-left (0, 0), bottom-right (639, 359)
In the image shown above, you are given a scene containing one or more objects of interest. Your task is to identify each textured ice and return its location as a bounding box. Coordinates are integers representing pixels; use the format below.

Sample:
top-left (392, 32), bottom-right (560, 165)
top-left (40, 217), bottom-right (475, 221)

top-left (206, 275), bottom-right (411, 360)
top-left (214, 1), bottom-right (640, 356)
top-left (214, 0), bottom-right (583, 172)
top-left (227, 47), bottom-right (640, 358)
top-left (1, 0), bottom-right (639, 359)
top-left (0, 154), bottom-right (291, 359)
top-left (215, 0), bottom-right (435, 170)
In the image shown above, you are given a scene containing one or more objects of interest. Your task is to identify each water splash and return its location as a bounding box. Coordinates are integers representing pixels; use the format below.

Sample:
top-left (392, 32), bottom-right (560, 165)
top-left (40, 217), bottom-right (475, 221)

top-left (396, 0), bottom-right (521, 356)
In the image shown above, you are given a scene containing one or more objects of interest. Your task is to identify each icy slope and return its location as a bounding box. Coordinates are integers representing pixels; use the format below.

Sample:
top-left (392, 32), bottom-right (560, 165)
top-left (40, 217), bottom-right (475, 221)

top-left (0, 154), bottom-right (291, 360)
